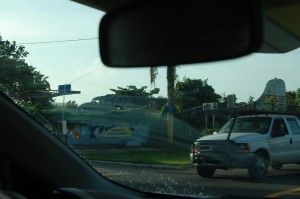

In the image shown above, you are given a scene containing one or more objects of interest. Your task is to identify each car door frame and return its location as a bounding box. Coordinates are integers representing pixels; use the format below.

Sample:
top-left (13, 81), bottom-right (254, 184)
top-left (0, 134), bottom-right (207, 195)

top-left (267, 117), bottom-right (292, 163)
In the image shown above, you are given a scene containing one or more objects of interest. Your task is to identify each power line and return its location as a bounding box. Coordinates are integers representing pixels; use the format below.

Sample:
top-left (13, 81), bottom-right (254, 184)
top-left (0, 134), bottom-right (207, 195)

top-left (69, 68), bottom-right (101, 84)
top-left (17, 37), bottom-right (98, 45)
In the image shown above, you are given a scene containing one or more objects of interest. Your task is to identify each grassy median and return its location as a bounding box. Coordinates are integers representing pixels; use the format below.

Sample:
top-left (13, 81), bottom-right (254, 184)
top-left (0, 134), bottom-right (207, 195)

top-left (80, 149), bottom-right (192, 165)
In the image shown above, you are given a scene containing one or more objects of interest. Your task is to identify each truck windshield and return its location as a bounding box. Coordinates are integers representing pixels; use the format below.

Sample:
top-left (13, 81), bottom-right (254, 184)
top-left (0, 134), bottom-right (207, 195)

top-left (218, 120), bottom-right (231, 134)
top-left (231, 117), bottom-right (271, 134)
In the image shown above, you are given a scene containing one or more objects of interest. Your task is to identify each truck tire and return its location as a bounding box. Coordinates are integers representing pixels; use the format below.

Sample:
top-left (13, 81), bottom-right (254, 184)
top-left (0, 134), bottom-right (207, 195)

top-left (196, 166), bottom-right (216, 178)
top-left (271, 163), bottom-right (283, 170)
top-left (248, 152), bottom-right (269, 179)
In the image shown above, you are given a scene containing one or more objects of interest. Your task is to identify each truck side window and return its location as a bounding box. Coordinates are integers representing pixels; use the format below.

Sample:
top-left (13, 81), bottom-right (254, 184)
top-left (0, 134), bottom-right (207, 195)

top-left (286, 118), bottom-right (300, 134)
top-left (271, 118), bottom-right (287, 138)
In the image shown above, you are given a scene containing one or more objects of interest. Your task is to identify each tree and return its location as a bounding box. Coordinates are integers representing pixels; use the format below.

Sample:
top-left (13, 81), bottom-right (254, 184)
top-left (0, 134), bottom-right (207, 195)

top-left (217, 93), bottom-right (228, 109)
top-left (150, 65), bottom-right (177, 143)
top-left (287, 91), bottom-right (300, 112)
top-left (166, 66), bottom-right (177, 142)
top-left (0, 35), bottom-right (53, 109)
top-left (110, 85), bottom-right (160, 97)
top-left (248, 96), bottom-right (255, 103)
top-left (174, 77), bottom-right (221, 112)
top-left (296, 88), bottom-right (300, 105)
top-left (65, 100), bottom-right (78, 109)
top-left (173, 77), bottom-right (222, 129)
top-left (150, 66), bottom-right (158, 86)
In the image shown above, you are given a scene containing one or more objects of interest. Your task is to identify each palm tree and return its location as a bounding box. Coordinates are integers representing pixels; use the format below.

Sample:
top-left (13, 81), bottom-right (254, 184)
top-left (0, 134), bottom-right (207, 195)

top-left (150, 65), bottom-right (177, 143)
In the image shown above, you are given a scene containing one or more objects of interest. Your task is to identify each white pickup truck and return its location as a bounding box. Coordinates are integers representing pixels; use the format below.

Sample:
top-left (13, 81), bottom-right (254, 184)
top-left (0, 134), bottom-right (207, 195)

top-left (190, 111), bottom-right (300, 179)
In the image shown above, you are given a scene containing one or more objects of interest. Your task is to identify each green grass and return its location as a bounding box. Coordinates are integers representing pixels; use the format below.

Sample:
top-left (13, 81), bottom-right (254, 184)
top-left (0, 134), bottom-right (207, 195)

top-left (81, 150), bottom-right (192, 165)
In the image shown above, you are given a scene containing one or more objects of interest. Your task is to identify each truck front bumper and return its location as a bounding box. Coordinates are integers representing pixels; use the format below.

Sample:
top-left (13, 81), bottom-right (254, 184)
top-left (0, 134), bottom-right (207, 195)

top-left (190, 152), bottom-right (254, 169)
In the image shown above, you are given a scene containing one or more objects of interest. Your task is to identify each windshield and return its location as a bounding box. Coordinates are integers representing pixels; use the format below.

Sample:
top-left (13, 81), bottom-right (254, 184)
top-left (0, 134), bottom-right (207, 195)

top-left (1, 0), bottom-right (300, 199)
top-left (217, 120), bottom-right (231, 134)
top-left (231, 117), bottom-right (272, 134)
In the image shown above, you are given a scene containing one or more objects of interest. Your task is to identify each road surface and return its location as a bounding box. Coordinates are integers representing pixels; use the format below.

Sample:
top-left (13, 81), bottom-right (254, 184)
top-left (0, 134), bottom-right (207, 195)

top-left (90, 162), bottom-right (300, 198)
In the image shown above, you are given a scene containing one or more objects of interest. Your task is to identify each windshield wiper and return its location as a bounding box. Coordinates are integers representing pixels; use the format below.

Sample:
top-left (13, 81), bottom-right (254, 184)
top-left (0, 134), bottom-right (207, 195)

top-left (226, 117), bottom-right (236, 141)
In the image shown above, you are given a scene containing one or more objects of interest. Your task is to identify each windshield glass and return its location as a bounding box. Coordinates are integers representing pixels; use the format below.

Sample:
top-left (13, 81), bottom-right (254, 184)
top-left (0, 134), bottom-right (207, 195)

top-left (1, 1), bottom-right (300, 198)
top-left (218, 120), bottom-right (231, 134)
top-left (231, 117), bottom-right (272, 134)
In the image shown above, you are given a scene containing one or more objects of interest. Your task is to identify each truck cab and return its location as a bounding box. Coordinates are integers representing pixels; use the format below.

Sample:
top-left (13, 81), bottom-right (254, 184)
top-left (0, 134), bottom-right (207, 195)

top-left (190, 112), bottom-right (300, 179)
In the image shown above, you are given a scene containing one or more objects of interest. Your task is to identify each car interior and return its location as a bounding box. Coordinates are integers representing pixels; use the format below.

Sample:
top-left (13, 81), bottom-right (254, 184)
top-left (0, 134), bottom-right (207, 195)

top-left (1, 0), bottom-right (300, 199)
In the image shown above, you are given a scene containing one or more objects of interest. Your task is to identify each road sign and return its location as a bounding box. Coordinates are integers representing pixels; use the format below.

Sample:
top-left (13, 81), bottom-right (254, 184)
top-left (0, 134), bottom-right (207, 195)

top-left (58, 84), bottom-right (71, 95)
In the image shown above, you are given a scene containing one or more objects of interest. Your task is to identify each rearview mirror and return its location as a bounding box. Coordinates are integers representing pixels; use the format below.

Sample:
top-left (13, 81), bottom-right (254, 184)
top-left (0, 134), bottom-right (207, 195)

top-left (99, 0), bottom-right (263, 67)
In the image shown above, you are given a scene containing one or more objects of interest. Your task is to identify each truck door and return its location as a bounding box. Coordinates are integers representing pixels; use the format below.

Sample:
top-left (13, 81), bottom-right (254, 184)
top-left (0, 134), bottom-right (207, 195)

top-left (268, 118), bottom-right (292, 163)
top-left (285, 117), bottom-right (300, 162)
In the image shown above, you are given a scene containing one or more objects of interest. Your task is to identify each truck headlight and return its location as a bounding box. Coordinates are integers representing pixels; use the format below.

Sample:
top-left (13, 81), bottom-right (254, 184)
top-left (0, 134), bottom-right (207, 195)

top-left (191, 143), bottom-right (199, 153)
top-left (236, 143), bottom-right (250, 153)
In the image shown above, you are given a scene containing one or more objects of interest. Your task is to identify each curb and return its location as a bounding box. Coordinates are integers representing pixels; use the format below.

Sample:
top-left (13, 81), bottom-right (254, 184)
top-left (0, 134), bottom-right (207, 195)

top-left (88, 160), bottom-right (195, 170)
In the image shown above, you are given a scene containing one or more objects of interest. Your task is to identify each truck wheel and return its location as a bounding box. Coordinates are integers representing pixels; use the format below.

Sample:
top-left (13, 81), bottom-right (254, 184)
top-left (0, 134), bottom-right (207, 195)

top-left (196, 166), bottom-right (215, 178)
top-left (248, 152), bottom-right (269, 179)
top-left (271, 163), bottom-right (283, 170)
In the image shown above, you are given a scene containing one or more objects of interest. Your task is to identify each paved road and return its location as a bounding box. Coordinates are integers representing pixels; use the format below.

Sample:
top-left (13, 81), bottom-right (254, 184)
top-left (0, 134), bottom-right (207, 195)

top-left (89, 162), bottom-right (300, 198)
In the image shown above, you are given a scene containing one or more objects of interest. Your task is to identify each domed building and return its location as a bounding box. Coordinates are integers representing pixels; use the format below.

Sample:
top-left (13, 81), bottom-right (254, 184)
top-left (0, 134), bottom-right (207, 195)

top-left (78, 94), bottom-right (167, 114)
top-left (255, 77), bottom-right (287, 111)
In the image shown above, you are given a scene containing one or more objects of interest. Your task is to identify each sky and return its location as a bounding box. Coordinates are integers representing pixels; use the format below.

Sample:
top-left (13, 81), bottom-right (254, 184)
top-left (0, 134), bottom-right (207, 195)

top-left (1, 0), bottom-right (300, 105)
